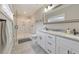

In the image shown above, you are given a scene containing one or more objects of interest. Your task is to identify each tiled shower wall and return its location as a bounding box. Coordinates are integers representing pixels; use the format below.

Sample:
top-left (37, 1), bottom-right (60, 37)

top-left (16, 16), bottom-right (35, 39)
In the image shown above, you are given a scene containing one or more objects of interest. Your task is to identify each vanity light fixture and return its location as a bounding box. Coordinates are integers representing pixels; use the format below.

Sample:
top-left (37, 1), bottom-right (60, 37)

top-left (44, 4), bottom-right (55, 13)
top-left (44, 8), bottom-right (48, 12)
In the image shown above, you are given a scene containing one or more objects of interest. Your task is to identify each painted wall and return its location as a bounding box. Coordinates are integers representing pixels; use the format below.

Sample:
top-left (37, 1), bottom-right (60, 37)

top-left (32, 7), bottom-right (44, 33)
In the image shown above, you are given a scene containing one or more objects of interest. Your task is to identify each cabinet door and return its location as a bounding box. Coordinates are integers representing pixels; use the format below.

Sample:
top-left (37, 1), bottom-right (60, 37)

top-left (60, 37), bottom-right (79, 54)
top-left (71, 49), bottom-right (79, 54)
top-left (59, 37), bottom-right (69, 54)
top-left (66, 39), bottom-right (79, 54)
top-left (41, 35), bottom-right (46, 50)
top-left (37, 31), bottom-right (56, 54)
top-left (59, 44), bottom-right (71, 54)
top-left (32, 35), bottom-right (38, 44)
top-left (37, 32), bottom-right (46, 50)
top-left (56, 36), bottom-right (79, 54)
top-left (37, 33), bottom-right (41, 45)
top-left (40, 32), bottom-right (47, 50)
top-left (55, 37), bottom-right (60, 54)
top-left (37, 31), bottom-right (43, 45)
top-left (56, 37), bottom-right (71, 54)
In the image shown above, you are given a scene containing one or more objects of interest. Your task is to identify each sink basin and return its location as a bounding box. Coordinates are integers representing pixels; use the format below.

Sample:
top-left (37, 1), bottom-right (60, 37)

top-left (52, 29), bottom-right (65, 32)
top-left (46, 29), bottom-right (66, 33)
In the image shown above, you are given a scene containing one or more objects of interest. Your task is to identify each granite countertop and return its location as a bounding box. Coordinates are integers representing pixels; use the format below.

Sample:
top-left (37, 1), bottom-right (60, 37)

top-left (40, 29), bottom-right (79, 41)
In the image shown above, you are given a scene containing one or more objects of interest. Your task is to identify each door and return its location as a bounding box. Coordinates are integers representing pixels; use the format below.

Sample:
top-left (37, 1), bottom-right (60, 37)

top-left (0, 19), bottom-right (6, 53)
top-left (37, 32), bottom-right (46, 50)
top-left (37, 32), bottom-right (41, 45)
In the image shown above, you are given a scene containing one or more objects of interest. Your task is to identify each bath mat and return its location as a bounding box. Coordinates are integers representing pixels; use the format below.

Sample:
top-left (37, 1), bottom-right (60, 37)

top-left (18, 38), bottom-right (32, 44)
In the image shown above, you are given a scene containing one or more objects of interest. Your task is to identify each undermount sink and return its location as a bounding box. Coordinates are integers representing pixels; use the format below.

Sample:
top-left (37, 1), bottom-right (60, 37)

top-left (46, 29), bottom-right (65, 33)
top-left (52, 29), bottom-right (65, 32)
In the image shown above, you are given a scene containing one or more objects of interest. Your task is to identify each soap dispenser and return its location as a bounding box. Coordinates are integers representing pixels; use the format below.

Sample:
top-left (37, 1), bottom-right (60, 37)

top-left (73, 29), bottom-right (77, 35)
top-left (66, 28), bottom-right (71, 34)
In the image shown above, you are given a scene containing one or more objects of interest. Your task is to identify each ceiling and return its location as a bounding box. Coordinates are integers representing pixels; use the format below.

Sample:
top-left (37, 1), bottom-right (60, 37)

top-left (14, 4), bottom-right (47, 17)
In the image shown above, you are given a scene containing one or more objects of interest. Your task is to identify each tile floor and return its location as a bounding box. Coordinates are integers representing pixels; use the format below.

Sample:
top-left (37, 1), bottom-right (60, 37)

top-left (11, 41), bottom-right (47, 54)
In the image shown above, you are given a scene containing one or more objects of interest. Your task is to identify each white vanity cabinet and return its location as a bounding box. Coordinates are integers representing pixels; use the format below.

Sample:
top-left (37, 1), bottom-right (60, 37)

top-left (39, 32), bottom-right (46, 50)
top-left (71, 49), bottom-right (79, 54)
top-left (37, 31), bottom-right (56, 54)
top-left (37, 32), bottom-right (41, 45)
top-left (36, 31), bottom-right (79, 54)
top-left (56, 36), bottom-right (71, 54)
top-left (37, 31), bottom-right (46, 50)
top-left (67, 39), bottom-right (79, 54)
top-left (31, 34), bottom-right (38, 44)
top-left (56, 36), bottom-right (79, 54)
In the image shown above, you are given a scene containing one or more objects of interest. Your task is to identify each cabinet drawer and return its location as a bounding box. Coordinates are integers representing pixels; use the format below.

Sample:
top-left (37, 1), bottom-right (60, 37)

top-left (47, 35), bottom-right (55, 43)
top-left (46, 41), bottom-right (55, 54)
top-left (48, 44), bottom-right (55, 51)
top-left (47, 41), bottom-right (55, 46)
top-left (46, 41), bottom-right (55, 48)
top-left (47, 47), bottom-right (55, 54)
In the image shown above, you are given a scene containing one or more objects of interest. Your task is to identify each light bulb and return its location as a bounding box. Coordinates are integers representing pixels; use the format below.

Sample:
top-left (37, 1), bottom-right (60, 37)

top-left (44, 8), bottom-right (48, 12)
top-left (48, 6), bottom-right (51, 10)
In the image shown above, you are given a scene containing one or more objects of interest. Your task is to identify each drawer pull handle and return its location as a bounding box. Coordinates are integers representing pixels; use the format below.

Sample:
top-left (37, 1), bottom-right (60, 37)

top-left (67, 50), bottom-right (69, 54)
top-left (48, 42), bottom-right (52, 45)
top-left (48, 49), bottom-right (52, 53)
top-left (40, 37), bottom-right (42, 40)
top-left (48, 36), bottom-right (52, 38)
top-left (67, 50), bottom-right (72, 54)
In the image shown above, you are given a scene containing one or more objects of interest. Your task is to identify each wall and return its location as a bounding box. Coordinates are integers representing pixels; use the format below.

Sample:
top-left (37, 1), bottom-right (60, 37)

top-left (46, 5), bottom-right (79, 32)
top-left (32, 6), bottom-right (44, 33)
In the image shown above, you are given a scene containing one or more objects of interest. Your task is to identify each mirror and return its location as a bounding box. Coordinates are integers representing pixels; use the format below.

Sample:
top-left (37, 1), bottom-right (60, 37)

top-left (48, 14), bottom-right (65, 22)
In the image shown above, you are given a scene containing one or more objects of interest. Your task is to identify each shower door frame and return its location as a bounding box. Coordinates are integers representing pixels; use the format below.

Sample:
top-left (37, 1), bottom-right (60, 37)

top-left (0, 19), bottom-right (6, 53)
